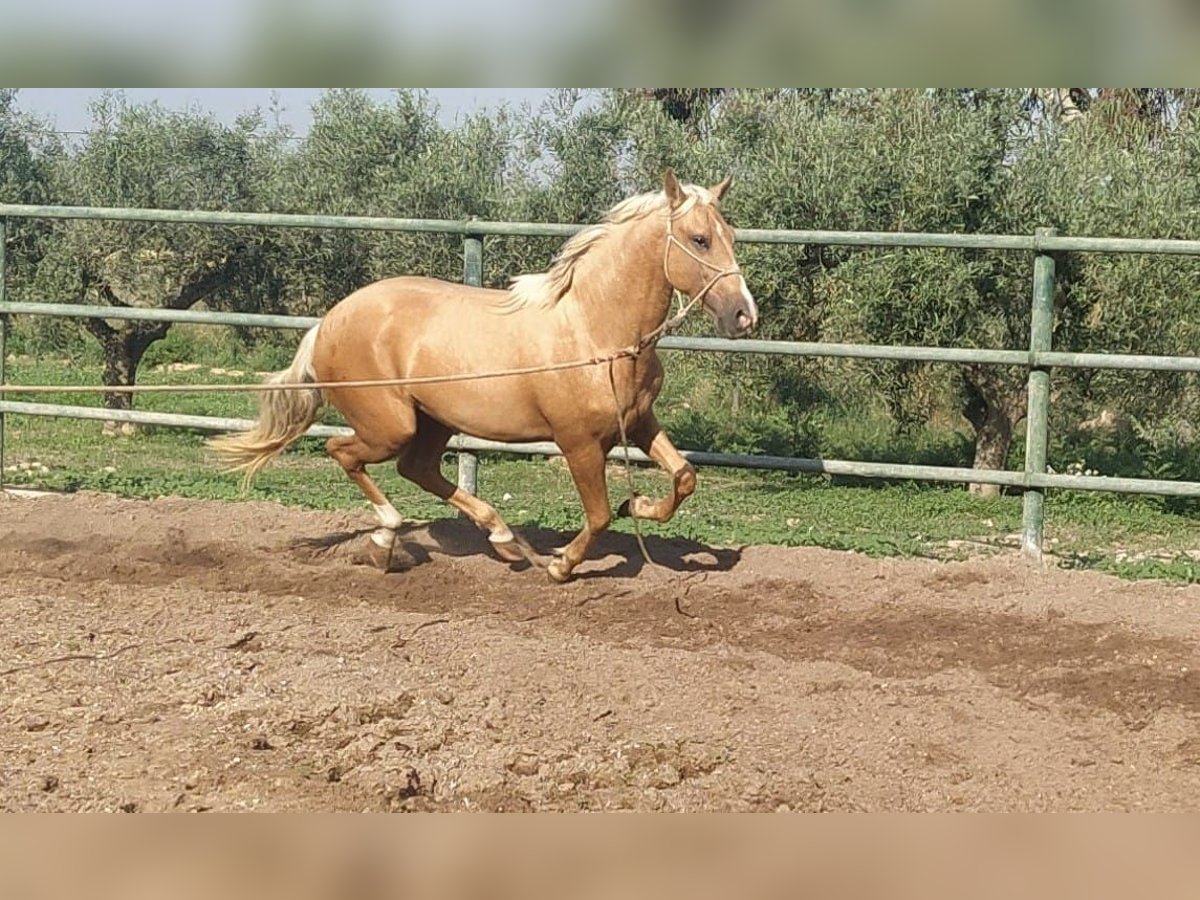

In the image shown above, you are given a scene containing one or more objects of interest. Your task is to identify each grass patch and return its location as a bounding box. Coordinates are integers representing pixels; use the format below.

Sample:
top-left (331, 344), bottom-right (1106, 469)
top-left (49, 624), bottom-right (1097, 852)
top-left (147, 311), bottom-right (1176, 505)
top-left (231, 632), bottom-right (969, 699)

top-left (4, 355), bottom-right (1200, 583)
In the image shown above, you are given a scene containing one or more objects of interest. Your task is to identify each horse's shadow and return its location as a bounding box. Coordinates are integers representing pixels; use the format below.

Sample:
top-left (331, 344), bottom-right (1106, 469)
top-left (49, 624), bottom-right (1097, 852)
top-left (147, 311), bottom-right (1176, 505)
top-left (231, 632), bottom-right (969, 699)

top-left (290, 517), bottom-right (742, 580)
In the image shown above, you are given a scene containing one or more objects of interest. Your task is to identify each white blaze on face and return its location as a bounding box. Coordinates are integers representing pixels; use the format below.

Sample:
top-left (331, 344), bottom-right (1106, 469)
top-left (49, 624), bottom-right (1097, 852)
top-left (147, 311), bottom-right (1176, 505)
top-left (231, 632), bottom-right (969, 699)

top-left (737, 275), bottom-right (759, 326)
top-left (709, 213), bottom-right (756, 330)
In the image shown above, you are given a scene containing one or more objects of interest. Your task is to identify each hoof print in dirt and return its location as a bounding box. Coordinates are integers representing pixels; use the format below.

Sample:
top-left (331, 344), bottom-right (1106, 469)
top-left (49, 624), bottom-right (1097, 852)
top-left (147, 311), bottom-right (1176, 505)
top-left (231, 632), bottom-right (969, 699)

top-left (383, 768), bottom-right (432, 811)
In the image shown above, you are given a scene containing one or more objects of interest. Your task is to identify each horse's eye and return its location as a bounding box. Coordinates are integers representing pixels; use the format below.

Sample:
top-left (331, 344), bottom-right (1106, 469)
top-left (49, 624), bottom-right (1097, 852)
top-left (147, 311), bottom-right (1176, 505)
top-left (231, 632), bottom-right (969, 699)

top-left (691, 235), bottom-right (709, 249)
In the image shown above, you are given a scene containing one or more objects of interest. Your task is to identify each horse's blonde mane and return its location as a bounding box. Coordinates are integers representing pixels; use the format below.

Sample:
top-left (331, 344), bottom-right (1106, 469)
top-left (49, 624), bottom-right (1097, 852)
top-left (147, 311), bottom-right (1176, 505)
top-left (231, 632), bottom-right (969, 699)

top-left (502, 183), bottom-right (715, 312)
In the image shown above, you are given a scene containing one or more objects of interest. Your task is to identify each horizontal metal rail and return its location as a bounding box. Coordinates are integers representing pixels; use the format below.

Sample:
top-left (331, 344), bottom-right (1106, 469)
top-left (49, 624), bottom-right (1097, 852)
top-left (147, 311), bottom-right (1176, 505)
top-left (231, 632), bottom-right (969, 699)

top-left (0, 300), bottom-right (320, 331)
top-left (5, 399), bottom-right (1200, 498)
top-left (7, 203), bottom-right (1200, 255)
top-left (0, 204), bottom-right (582, 238)
top-left (3, 301), bottom-right (1200, 374)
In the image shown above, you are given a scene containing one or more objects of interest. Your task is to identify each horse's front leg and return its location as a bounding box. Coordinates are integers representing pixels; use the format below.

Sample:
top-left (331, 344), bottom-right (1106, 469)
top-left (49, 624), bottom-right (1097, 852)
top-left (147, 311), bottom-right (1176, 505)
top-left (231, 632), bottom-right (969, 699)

top-left (548, 441), bottom-right (611, 583)
top-left (616, 412), bottom-right (696, 524)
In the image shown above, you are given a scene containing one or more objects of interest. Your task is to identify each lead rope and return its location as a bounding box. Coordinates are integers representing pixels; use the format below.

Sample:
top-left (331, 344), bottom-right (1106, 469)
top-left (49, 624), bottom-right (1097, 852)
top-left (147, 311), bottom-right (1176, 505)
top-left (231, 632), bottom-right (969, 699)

top-left (608, 199), bottom-right (743, 570)
top-left (607, 356), bottom-right (655, 569)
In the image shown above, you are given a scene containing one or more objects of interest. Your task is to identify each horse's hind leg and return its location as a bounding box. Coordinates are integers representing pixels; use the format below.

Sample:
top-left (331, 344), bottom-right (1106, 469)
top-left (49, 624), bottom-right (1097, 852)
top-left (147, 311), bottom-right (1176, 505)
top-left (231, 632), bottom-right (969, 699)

top-left (396, 417), bottom-right (537, 566)
top-left (326, 422), bottom-right (413, 570)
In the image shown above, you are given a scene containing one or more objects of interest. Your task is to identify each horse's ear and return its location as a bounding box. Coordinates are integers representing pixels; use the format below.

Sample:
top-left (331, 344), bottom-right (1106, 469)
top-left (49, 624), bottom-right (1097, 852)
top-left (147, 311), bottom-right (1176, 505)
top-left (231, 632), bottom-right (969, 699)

top-left (663, 169), bottom-right (686, 208)
top-left (711, 174), bottom-right (733, 202)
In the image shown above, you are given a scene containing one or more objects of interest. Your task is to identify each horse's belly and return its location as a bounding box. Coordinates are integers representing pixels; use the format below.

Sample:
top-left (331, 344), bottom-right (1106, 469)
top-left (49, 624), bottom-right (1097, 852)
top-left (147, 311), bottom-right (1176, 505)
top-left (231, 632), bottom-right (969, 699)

top-left (413, 385), bottom-right (552, 443)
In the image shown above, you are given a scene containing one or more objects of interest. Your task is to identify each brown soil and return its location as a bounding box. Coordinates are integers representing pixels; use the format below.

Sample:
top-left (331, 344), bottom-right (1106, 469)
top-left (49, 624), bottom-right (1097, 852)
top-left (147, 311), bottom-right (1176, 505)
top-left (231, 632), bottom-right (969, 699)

top-left (3, 491), bottom-right (1200, 812)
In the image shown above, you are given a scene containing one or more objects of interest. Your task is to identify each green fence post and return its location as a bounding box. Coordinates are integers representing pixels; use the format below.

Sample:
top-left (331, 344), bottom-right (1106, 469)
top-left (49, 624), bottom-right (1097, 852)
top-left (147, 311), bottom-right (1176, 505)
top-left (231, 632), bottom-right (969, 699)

top-left (0, 218), bottom-right (7, 494)
top-left (458, 230), bottom-right (483, 497)
top-left (1022, 227), bottom-right (1056, 558)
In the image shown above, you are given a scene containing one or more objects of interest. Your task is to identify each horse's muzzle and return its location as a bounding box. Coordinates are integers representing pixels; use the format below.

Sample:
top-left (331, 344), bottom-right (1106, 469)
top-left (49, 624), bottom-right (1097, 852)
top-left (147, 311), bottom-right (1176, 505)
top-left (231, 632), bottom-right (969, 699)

top-left (716, 277), bottom-right (758, 338)
top-left (717, 302), bottom-right (758, 338)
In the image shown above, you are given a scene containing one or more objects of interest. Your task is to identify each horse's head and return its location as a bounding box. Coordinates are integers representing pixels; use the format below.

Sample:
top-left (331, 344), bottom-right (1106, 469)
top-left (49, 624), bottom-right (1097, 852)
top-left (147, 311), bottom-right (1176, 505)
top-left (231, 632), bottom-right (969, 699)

top-left (662, 169), bottom-right (758, 339)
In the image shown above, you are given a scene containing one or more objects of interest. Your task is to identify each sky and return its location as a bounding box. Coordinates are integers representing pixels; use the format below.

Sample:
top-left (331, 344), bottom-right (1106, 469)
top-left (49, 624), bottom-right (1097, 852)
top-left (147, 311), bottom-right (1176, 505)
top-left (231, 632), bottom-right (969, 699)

top-left (13, 88), bottom-right (557, 135)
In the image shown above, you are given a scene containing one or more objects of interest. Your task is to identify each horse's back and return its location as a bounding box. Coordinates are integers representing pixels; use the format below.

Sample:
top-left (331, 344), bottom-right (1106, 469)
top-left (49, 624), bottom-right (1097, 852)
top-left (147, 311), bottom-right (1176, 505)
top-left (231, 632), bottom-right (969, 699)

top-left (334, 275), bottom-right (501, 316)
top-left (317, 276), bottom-right (510, 358)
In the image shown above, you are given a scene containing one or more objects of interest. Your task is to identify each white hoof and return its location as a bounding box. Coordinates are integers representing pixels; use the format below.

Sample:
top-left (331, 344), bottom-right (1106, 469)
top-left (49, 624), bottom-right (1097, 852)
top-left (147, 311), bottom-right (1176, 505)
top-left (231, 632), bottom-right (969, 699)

top-left (488, 526), bottom-right (515, 544)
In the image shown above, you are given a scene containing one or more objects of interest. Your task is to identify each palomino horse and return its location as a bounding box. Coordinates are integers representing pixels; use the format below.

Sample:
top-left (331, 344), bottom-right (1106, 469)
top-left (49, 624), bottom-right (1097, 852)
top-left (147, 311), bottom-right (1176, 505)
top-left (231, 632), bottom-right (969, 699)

top-left (210, 170), bottom-right (757, 582)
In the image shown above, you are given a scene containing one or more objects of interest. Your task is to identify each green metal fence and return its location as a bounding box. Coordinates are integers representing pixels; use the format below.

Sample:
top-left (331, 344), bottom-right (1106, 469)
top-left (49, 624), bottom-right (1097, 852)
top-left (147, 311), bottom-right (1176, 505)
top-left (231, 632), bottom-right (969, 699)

top-left (3, 202), bottom-right (1200, 560)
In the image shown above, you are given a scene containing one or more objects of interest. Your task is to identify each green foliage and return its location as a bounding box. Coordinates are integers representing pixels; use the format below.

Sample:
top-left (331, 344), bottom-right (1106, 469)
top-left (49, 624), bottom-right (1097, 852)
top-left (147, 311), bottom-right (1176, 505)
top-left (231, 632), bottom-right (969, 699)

top-left (0, 89), bottom-right (64, 341)
top-left (0, 89), bottom-right (58, 205)
top-left (270, 89), bottom-right (540, 309)
top-left (10, 92), bottom-right (293, 407)
top-left (665, 406), bottom-right (814, 458)
top-left (33, 91), bottom-right (283, 311)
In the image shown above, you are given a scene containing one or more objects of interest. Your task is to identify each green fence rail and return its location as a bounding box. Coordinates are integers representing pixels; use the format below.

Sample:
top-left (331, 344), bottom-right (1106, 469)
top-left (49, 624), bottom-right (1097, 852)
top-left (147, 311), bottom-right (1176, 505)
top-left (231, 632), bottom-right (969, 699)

top-left (2, 202), bottom-right (1200, 560)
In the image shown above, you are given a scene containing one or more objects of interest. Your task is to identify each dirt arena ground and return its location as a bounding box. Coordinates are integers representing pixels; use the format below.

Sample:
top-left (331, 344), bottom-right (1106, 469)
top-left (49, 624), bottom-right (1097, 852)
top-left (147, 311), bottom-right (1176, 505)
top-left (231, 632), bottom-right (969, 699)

top-left (3, 490), bottom-right (1200, 812)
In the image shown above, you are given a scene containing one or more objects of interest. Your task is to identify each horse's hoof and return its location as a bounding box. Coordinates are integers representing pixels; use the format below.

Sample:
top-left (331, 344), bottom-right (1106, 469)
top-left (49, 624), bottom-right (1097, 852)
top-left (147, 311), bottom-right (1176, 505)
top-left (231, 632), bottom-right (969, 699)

top-left (365, 530), bottom-right (397, 571)
top-left (490, 533), bottom-right (544, 567)
top-left (547, 559), bottom-right (572, 583)
top-left (490, 538), bottom-right (526, 564)
top-left (617, 495), bottom-right (652, 519)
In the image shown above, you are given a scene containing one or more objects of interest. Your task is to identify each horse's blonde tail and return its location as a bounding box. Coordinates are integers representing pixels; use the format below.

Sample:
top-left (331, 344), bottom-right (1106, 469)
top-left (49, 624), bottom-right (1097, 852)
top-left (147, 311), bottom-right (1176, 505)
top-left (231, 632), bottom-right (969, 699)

top-left (208, 325), bottom-right (323, 487)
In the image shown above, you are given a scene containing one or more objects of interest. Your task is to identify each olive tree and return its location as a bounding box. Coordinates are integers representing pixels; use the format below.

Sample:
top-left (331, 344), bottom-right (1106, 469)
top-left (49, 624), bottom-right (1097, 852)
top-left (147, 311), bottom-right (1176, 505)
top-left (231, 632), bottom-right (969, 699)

top-left (802, 90), bottom-right (1036, 491)
top-left (1015, 101), bottom-right (1200, 468)
top-left (32, 92), bottom-right (284, 419)
top-left (0, 89), bottom-right (62, 322)
top-left (0, 88), bottom-right (56, 209)
top-left (272, 89), bottom-right (647, 312)
top-left (803, 89), bottom-right (1200, 492)
top-left (273, 89), bottom-right (532, 313)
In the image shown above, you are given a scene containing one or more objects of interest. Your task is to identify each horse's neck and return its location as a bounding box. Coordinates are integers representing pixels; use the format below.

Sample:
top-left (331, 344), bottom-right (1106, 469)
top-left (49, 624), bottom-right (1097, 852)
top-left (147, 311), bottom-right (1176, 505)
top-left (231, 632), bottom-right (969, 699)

top-left (565, 216), bottom-right (672, 349)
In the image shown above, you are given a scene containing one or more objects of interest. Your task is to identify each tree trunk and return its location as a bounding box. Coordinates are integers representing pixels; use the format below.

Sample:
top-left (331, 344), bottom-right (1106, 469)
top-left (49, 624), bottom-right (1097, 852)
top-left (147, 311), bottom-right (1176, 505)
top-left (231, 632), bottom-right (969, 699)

top-left (86, 318), bottom-right (170, 435)
top-left (81, 262), bottom-right (238, 434)
top-left (101, 333), bottom-right (136, 413)
top-left (962, 367), bottom-right (1026, 497)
